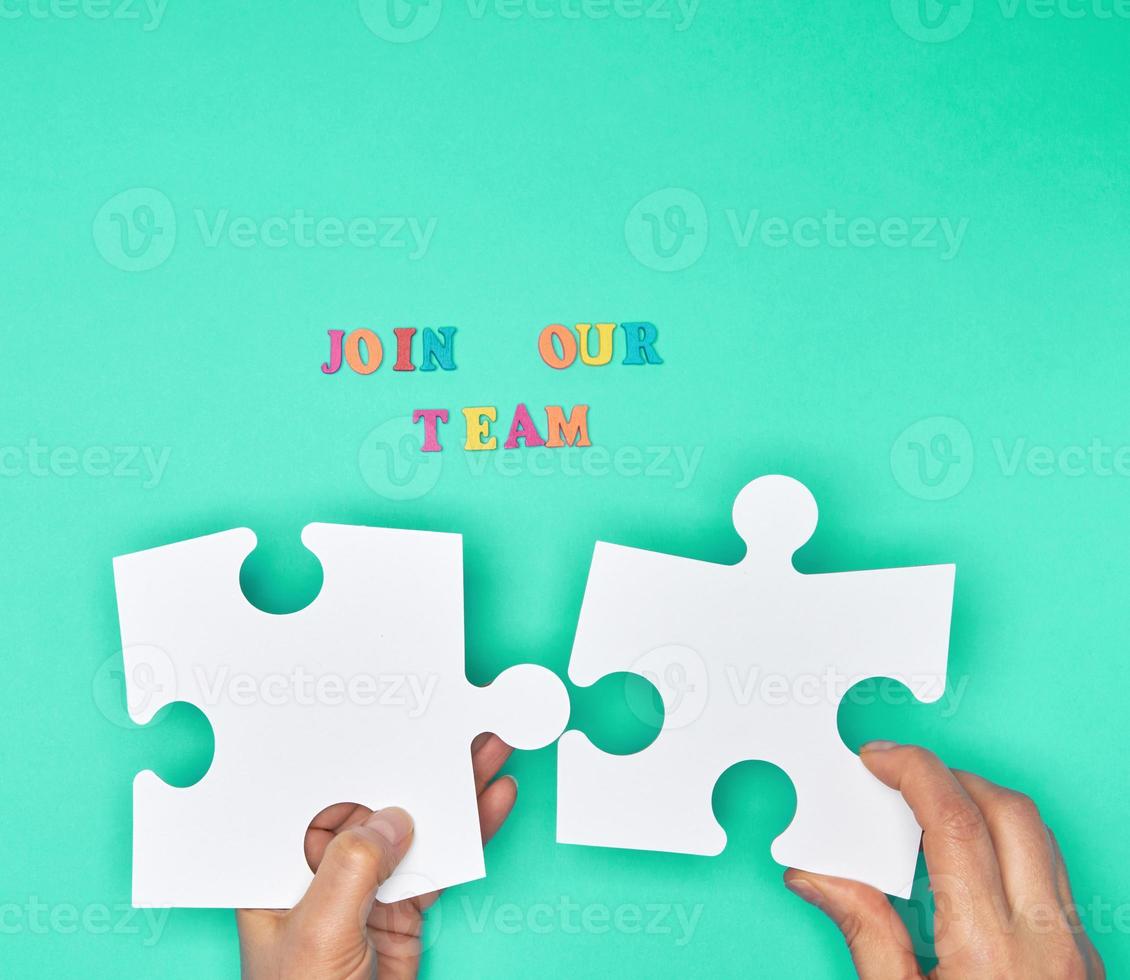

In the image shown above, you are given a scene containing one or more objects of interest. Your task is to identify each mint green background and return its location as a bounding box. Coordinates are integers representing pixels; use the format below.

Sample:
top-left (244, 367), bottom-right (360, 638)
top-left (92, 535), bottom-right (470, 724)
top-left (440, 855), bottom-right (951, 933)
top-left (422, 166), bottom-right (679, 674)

top-left (2, 2), bottom-right (1129, 976)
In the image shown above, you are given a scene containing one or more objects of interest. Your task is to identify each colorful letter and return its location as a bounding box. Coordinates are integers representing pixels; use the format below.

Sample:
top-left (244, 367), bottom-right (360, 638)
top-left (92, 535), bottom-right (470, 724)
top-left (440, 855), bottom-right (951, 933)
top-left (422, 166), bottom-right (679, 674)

top-left (321, 330), bottom-right (345, 374)
top-left (545, 405), bottom-right (591, 448)
top-left (412, 409), bottom-right (449, 452)
top-left (393, 327), bottom-right (416, 371)
top-left (538, 323), bottom-right (577, 369)
top-left (621, 321), bottom-right (663, 365)
top-left (577, 323), bottom-right (615, 366)
top-left (462, 407), bottom-right (498, 450)
top-left (419, 327), bottom-right (457, 372)
top-left (504, 403), bottom-right (546, 449)
top-left (345, 329), bottom-right (383, 374)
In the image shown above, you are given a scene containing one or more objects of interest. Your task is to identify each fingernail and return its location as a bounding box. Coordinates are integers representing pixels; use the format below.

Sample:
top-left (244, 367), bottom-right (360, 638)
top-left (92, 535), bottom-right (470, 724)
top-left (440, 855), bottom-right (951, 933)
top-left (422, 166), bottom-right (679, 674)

top-left (860, 740), bottom-right (899, 752)
top-left (365, 806), bottom-right (413, 846)
top-left (785, 878), bottom-right (823, 907)
top-left (502, 774), bottom-right (518, 793)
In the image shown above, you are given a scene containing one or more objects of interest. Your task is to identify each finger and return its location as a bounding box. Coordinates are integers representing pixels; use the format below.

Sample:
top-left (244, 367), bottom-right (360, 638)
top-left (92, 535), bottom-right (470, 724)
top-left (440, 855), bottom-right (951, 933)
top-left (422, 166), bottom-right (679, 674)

top-left (953, 771), bottom-right (1060, 913)
top-left (1047, 830), bottom-right (1083, 931)
top-left (860, 744), bottom-right (1009, 938)
top-left (304, 803), bottom-right (373, 872)
top-left (296, 806), bottom-right (414, 930)
top-left (309, 801), bottom-right (370, 832)
top-left (369, 773), bottom-right (520, 936)
top-left (472, 733), bottom-right (513, 795)
top-left (478, 774), bottom-right (518, 844)
top-left (1048, 831), bottom-right (1106, 977)
top-left (368, 898), bottom-right (425, 980)
top-left (784, 870), bottom-right (923, 980)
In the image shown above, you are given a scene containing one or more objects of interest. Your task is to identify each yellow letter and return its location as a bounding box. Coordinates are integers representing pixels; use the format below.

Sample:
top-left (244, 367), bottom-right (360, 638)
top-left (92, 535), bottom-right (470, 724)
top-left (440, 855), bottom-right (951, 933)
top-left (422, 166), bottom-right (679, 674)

top-left (462, 406), bottom-right (498, 450)
top-left (577, 322), bottom-right (615, 366)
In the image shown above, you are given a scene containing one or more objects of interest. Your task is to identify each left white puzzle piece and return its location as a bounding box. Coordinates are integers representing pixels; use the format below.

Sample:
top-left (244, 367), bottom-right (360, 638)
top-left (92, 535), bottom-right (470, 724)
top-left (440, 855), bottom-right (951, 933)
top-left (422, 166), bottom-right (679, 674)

top-left (113, 523), bottom-right (569, 909)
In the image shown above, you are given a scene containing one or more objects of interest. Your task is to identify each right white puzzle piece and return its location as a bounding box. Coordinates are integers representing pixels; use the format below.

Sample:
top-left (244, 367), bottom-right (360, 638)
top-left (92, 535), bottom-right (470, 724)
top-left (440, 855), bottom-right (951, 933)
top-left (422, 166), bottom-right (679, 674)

top-left (557, 475), bottom-right (955, 898)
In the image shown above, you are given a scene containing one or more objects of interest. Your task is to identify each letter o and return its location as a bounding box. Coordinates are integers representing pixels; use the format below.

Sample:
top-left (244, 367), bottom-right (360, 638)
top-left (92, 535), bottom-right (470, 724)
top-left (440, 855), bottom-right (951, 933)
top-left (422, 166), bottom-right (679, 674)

top-left (345, 329), bottom-right (383, 374)
top-left (538, 323), bottom-right (577, 370)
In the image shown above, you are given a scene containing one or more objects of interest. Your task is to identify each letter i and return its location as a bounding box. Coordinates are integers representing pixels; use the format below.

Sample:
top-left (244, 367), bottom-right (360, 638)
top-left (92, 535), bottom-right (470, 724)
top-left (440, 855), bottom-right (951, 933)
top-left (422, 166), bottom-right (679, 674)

top-left (394, 328), bottom-right (416, 372)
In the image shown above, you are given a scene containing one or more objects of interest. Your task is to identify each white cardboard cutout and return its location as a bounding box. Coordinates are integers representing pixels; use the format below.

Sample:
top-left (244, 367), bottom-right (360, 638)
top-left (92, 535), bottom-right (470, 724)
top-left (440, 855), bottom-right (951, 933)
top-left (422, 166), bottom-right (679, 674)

top-left (557, 476), bottom-right (955, 898)
top-left (114, 523), bottom-right (569, 909)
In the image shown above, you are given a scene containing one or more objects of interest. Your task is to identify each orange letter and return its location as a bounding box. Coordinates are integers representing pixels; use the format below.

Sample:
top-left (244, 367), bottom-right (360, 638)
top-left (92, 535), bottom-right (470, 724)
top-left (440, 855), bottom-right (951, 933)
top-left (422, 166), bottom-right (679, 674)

top-left (345, 329), bottom-right (383, 374)
top-left (538, 323), bottom-right (577, 369)
top-left (545, 404), bottom-right (591, 448)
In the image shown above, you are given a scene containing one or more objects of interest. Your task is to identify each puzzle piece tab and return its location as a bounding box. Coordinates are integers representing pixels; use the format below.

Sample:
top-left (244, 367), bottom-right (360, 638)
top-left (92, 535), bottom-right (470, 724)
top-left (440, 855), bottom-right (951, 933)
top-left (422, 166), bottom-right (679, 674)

top-left (114, 523), bottom-right (569, 908)
top-left (557, 476), bottom-right (955, 898)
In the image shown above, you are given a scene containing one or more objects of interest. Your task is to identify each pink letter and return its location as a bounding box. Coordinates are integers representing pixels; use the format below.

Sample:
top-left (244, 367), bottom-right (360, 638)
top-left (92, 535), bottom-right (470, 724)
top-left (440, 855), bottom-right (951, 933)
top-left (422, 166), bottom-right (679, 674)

top-left (412, 409), bottom-right (450, 452)
top-left (321, 330), bottom-right (345, 374)
top-left (504, 403), bottom-right (546, 449)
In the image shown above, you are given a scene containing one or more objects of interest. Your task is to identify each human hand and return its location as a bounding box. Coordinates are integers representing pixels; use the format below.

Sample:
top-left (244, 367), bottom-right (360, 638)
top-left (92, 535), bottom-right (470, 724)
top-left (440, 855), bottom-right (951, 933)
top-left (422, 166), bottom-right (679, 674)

top-left (784, 742), bottom-right (1104, 979)
top-left (236, 732), bottom-right (518, 980)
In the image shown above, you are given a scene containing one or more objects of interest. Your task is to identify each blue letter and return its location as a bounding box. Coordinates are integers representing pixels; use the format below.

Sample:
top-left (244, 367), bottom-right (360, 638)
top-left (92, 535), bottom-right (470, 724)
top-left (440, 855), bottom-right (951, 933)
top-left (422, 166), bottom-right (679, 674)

top-left (621, 322), bottom-right (663, 365)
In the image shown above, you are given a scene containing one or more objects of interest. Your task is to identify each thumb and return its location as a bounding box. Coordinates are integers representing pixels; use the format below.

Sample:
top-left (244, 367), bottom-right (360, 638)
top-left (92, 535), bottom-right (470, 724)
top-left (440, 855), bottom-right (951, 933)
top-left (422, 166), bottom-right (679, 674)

top-left (298, 807), bottom-right (415, 930)
top-left (784, 870), bottom-right (923, 980)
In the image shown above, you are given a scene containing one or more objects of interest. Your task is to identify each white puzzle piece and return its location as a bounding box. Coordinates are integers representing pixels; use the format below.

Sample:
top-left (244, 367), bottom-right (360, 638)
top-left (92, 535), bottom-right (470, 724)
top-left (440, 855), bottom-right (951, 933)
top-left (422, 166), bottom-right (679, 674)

top-left (114, 523), bottom-right (569, 909)
top-left (557, 476), bottom-right (955, 898)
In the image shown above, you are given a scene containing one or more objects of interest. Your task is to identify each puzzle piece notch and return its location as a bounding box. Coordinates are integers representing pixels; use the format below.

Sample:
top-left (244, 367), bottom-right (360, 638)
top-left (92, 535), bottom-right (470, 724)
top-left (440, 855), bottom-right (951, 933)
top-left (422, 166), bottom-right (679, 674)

top-left (116, 523), bottom-right (568, 908)
top-left (558, 475), bottom-right (955, 899)
top-left (731, 473), bottom-right (819, 572)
